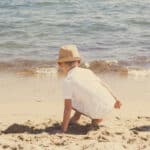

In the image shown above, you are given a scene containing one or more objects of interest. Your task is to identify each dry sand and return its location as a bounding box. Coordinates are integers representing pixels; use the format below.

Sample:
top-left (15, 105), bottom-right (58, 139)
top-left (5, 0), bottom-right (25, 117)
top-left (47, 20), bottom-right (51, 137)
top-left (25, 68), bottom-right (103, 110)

top-left (0, 72), bottom-right (150, 150)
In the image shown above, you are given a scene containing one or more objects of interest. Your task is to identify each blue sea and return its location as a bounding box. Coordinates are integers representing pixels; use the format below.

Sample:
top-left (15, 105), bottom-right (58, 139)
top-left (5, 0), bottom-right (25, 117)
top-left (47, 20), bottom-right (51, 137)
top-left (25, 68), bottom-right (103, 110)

top-left (0, 0), bottom-right (150, 69)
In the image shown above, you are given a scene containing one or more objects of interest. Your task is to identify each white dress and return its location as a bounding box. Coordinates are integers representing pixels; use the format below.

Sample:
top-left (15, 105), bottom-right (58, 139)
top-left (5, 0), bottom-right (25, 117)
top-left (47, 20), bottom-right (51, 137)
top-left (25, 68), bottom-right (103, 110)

top-left (62, 67), bottom-right (116, 119)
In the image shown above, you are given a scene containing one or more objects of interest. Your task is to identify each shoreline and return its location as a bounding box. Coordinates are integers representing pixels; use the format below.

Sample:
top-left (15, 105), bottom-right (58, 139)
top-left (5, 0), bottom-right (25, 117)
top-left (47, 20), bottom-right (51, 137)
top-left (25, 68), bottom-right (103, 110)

top-left (0, 59), bottom-right (150, 77)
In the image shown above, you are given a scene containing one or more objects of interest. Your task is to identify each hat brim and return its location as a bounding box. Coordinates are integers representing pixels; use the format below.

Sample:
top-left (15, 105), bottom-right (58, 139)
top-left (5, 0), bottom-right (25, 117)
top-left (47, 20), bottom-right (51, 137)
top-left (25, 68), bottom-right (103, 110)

top-left (57, 57), bottom-right (81, 63)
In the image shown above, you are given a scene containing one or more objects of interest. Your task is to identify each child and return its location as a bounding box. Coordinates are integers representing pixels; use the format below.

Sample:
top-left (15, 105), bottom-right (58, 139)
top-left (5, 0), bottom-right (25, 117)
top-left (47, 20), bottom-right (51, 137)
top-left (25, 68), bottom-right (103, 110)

top-left (57, 45), bottom-right (121, 133)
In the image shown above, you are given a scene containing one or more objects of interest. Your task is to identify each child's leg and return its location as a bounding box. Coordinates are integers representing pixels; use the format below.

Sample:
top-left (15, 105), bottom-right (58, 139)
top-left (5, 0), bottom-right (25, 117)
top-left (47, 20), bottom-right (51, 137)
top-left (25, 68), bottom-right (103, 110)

top-left (70, 110), bottom-right (81, 124)
top-left (91, 119), bottom-right (103, 126)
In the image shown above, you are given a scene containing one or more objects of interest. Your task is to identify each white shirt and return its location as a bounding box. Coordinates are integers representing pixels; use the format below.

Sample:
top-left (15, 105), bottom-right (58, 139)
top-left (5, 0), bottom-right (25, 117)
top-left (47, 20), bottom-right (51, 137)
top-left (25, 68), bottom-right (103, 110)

top-left (62, 67), bottom-right (116, 119)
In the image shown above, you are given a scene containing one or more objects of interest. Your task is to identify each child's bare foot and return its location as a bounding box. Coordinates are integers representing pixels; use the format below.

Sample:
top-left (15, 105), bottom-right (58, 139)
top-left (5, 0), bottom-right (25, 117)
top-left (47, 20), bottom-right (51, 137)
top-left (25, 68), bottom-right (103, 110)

top-left (91, 119), bottom-right (103, 126)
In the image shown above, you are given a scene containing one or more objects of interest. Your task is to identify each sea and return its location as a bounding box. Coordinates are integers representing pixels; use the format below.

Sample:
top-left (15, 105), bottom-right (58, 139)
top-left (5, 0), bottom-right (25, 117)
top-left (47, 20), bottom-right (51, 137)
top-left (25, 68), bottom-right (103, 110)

top-left (0, 0), bottom-right (150, 75)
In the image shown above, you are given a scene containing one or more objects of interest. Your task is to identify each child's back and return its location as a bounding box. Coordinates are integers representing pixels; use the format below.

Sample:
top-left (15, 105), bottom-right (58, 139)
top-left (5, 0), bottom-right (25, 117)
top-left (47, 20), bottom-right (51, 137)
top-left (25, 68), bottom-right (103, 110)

top-left (63, 67), bottom-right (116, 118)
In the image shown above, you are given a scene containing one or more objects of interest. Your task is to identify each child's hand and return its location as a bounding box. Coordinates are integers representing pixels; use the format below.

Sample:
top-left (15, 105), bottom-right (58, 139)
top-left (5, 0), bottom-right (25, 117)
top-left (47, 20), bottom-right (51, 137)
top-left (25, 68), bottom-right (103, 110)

top-left (114, 100), bottom-right (122, 109)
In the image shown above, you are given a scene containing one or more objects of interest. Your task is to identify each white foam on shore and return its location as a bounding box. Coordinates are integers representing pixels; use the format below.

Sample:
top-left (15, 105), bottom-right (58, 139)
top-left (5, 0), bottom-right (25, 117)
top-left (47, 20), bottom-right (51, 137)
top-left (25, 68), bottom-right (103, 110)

top-left (128, 69), bottom-right (150, 77)
top-left (35, 67), bottom-right (58, 78)
top-left (35, 66), bottom-right (150, 80)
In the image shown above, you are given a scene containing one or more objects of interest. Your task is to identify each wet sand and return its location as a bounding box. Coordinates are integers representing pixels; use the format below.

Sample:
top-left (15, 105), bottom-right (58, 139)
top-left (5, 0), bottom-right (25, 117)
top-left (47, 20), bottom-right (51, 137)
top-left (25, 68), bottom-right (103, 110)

top-left (0, 71), bottom-right (150, 150)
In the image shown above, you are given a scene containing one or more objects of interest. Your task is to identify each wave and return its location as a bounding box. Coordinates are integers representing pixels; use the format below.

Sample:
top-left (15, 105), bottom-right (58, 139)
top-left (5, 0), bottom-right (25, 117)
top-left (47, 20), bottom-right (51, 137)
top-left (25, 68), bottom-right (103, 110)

top-left (0, 59), bottom-right (55, 73)
top-left (0, 59), bottom-right (150, 78)
top-left (127, 18), bottom-right (150, 27)
top-left (81, 60), bottom-right (128, 75)
top-left (0, 41), bottom-right (31, 49)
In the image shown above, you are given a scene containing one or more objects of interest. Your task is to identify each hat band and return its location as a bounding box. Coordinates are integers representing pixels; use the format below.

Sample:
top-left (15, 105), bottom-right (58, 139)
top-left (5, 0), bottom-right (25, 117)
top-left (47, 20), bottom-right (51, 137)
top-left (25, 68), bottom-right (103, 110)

top-left (57, 57), bottom-right (81, 63)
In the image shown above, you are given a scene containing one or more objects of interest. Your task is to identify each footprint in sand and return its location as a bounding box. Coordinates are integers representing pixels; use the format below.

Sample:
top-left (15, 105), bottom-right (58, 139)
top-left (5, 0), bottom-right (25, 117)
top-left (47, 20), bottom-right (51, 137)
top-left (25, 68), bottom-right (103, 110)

top-left (137, 116), bottom-right (150, 121)
top-left (115, 131), bottom-right (124, 135)
top-left (130, 125), bottom-right (150, 132)
top-left (127, 138), bottom-right (136, 144)
top-left (97, 135), bottom-right (110, 142)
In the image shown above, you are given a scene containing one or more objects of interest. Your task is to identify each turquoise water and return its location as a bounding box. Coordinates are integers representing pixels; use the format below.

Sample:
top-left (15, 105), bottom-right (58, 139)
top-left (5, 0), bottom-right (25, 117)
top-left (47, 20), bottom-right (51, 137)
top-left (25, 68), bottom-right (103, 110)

top-left (0, 0), bottom-right (150, 68)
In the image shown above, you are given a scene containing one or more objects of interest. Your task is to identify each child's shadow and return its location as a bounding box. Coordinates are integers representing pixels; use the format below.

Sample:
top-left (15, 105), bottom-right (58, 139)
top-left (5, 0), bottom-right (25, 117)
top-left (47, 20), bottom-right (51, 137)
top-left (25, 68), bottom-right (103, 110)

top-left (130, 125), bottom-right (150, 132)
top-left (2, 123), bottom-right (100, 135)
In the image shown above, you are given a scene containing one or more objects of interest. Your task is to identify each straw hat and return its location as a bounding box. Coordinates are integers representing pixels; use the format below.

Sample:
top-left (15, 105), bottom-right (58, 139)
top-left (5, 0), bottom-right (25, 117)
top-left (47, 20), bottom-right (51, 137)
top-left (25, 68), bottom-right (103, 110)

top-left (57, 45), bottom-right (81, 63)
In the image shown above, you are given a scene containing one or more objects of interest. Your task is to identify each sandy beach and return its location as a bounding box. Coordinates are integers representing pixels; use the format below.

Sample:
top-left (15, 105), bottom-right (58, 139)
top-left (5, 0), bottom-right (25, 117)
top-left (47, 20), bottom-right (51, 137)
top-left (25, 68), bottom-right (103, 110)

top-left (0, 70), bottom-right (150, 150)
top-left (0, 0), bottom-right (150, 149)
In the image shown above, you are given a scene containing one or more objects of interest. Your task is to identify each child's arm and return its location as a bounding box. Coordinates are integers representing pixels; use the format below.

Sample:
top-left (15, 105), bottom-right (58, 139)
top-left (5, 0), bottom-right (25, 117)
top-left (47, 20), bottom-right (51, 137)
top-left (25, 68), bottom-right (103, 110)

top-left (61, 99), bottom-right (72, 132)
top-left (99, 79), bottom-right (122, 109)
top-left (100, 79), bottom-right (117, 99)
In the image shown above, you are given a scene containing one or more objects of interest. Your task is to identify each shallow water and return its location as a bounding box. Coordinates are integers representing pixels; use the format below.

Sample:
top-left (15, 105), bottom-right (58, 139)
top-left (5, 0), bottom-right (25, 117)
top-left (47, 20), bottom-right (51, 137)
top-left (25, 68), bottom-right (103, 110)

top-left (0, 0), bottom-right (150, 69)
